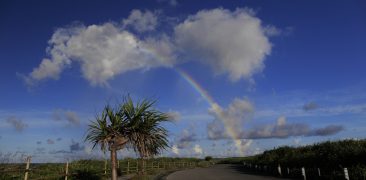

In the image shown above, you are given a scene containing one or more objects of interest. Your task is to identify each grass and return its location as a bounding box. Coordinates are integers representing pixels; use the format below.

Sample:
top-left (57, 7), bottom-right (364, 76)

top-left (0, 157), bottom-right (213, 180)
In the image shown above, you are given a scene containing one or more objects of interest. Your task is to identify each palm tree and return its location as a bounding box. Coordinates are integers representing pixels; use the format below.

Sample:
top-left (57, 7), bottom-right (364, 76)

top-left (85, 106), bottom-right (128, 180)
top-left (120, 97), bottom-right (170, 174)
top-left (85, 96), bottom-right (170, 179)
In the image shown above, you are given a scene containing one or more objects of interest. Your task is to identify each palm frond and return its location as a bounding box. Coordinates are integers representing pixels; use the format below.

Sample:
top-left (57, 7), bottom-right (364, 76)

top-left (85, 95), bottom-right (170, 159)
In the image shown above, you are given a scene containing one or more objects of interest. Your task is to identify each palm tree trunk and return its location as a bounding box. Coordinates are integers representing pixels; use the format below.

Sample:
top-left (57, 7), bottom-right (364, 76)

top-left (111, 148), bottom-right (118, 180)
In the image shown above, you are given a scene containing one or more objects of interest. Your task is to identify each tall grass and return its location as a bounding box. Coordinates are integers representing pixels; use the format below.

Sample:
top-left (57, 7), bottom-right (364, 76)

top-left (0, 157), bottom-right (212, 180)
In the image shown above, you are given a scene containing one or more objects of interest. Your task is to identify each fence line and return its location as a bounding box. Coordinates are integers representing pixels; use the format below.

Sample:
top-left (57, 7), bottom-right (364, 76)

top-left (242, 162), bottom-right (361, 180)
top-left (0, 156), bottom-right (211, 180)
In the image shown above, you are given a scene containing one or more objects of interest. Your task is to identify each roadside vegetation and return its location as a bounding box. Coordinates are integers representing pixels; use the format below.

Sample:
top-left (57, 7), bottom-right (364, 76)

top-left (223, 139), bottom-right (366, 179)
top-left (0, 157), bottom-right (213, 180)
top-left (2, 138), bottom-right (366, 179)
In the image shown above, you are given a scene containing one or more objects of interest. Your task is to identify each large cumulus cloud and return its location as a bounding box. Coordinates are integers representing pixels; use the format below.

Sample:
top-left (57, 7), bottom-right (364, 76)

top-left (174, 8), bottom-right (272, 81)
top-left (23, 22), bottom-right (175, 86)
top-left (22, 8), bottom-right (275, 86)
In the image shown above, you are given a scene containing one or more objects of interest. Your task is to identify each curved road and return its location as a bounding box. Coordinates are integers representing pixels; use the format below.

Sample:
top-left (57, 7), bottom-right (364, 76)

top-left (167, 164), bottom-right (287, 180)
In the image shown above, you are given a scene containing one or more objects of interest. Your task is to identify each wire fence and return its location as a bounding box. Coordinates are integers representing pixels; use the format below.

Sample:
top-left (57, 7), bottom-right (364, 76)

top-left (242, 162), bottom-right (366, 180)
top-left (0, 157), bottom-right (213, 180)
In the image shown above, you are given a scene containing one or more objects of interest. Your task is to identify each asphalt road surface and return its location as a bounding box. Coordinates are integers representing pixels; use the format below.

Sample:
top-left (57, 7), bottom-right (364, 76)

top-left (166, 164), bottom-right (288, 180)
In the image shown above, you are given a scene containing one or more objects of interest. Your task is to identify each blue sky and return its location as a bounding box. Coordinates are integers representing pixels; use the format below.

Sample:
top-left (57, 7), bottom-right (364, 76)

top-left (1, 0), bottom-right (366, 162)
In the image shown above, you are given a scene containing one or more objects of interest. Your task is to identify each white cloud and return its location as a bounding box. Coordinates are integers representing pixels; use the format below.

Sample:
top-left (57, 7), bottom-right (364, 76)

top-left (276, 116), bottom-right (286, 126)
top-left (166, 110), bottom-right (181, 122)
top-left (52, 109), bottom-right (81, 126)
top-left (65, 111), bottom-right (80, 126)
top-left (263, 25), bottom-right (282, 36)
top-left (6, 116), bottom-right (28, 132)
top-left (24, 23), bottom-right (175, 86)
top-left (293, 137), bottom-right (302, 145)
top-left (243, 116), bottom-right (344, 139)
top-left (23, 8), bottom-right (275, 86)
top-left (47, 139), bottom-right (55, 144)
top-left (176, 128), bottom-right (196, 149)
top-left (123, 9), bottom-right (159, 32)
top-left (303, 102), bottom-right (318, 111)
top-left (207, 100), bottom-right (344, 141)
top-left (193, 144), bottom-right (203, 154)
top-left (254, 147), bottom-right (262, 155)
top-left (169, 0), bottom-right (178, 6)
top-left (207, 98), bottom-right (254, 140)
top-left (206, 98), bottom-right (254, 156)
top-left (172, 145), bottom-right (179, 155)
top-left (157, 0), bottom-right (178, 6)
top-left (234, 139), bottom-right (252, 155)
top-left (174, 8), bottom-right (272, 81)
top-left (69, 140), bottom-right (85, 152)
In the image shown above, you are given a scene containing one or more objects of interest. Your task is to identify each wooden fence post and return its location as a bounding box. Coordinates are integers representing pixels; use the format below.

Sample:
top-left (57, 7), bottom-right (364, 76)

top-left (127, 160), bottom-right (130, 174)
top-left (65, 161), bottom-right (69, 180)
top-left (136, 161), bottom-right (138, 173)
top-left (24, 156), bottom-right (31, 180)
top-left (143, 160), bottom-right (145, 173)
top-left (104, 160), bottom-right (107, 175)
top-left (344, 168), bottom-right (350, 180)
top-left (278, 164), bottom-right (282, 176)
top-left (301, 167), bottom-right (306, 180)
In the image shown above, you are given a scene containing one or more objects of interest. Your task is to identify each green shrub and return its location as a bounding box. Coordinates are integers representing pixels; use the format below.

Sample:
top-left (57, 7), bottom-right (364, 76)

top-left (204, 156), bottom-right (212, 161)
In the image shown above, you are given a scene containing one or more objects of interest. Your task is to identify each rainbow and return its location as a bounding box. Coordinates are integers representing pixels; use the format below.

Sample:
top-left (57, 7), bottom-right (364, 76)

top-left (140, 46), bottom-right (246, 156)
top-left (176, 68), bottom-right (245, 156)
top-left (175, 68), bottom-right (216, 106)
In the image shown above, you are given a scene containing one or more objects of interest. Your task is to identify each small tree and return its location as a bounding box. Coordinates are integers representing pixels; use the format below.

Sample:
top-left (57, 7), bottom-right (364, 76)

top-left (122, 97), bottom-right (170, 174)
top-left (205, 156), bottom-right (213, 161)
top-left (85, 106), bottom-right (128, 180)
top-left (85, 96), bottom-right (171, 178)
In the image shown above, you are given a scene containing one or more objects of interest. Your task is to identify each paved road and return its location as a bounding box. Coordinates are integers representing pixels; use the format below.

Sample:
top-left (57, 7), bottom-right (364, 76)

top-left (166, 164), bottom-right (287, 180)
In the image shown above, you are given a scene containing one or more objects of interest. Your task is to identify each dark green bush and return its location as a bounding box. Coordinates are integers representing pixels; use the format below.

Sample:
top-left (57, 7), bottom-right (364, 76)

top-left (204, 156), bottom-right (212, 161)
top-left (71, 170), bottom-right (101, 180)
